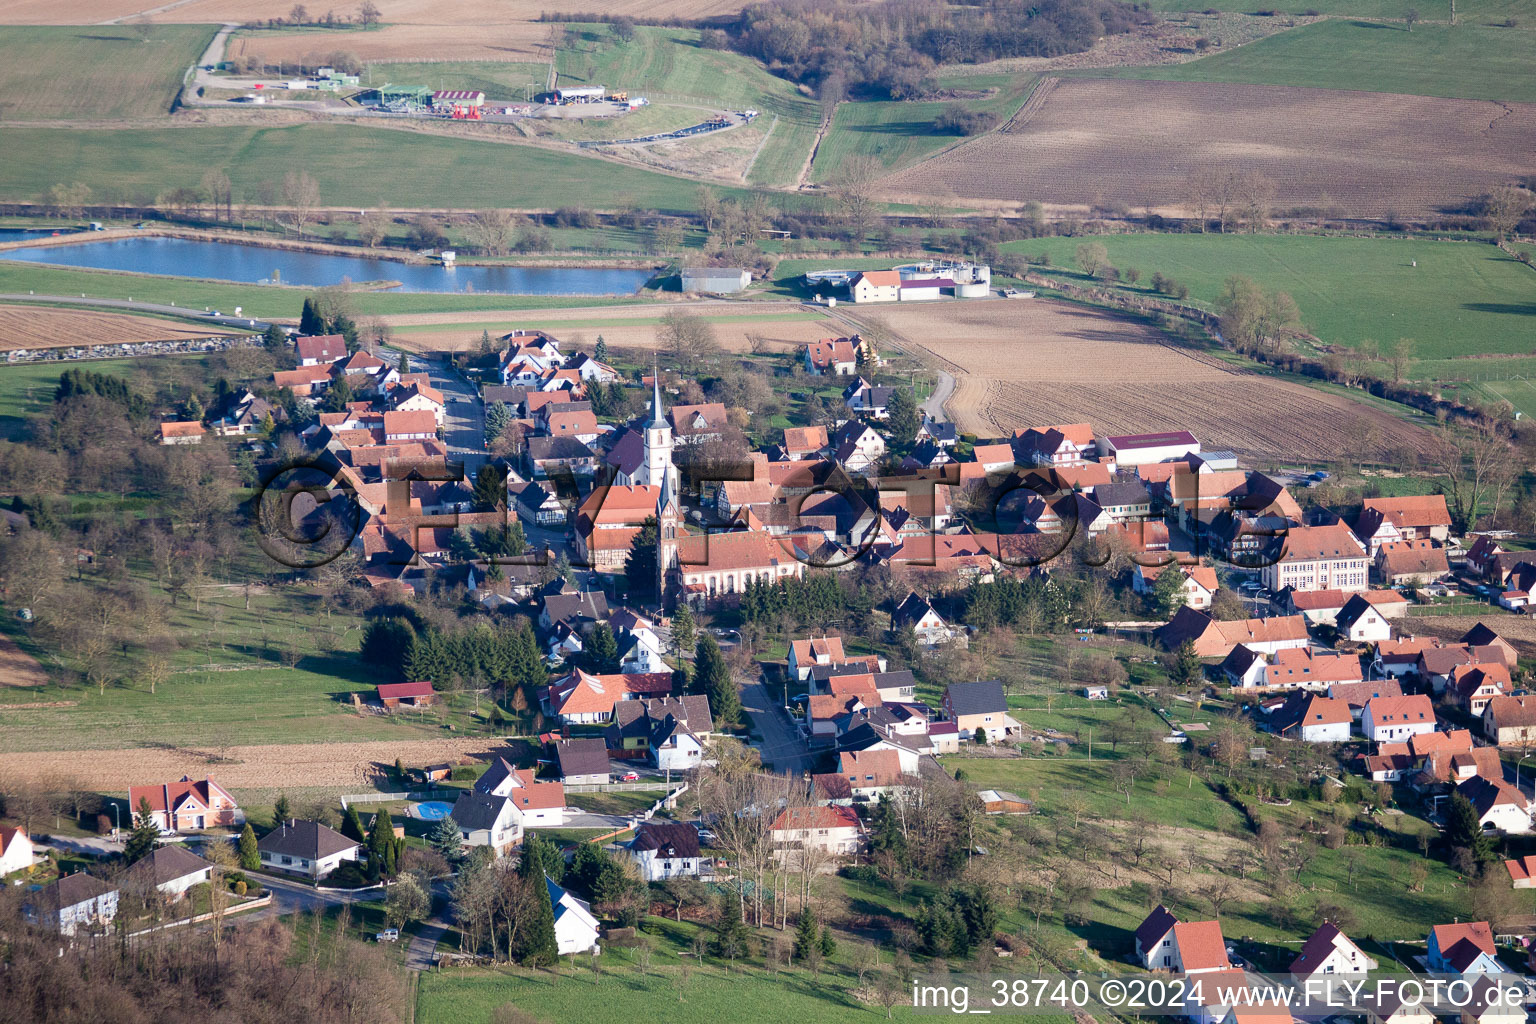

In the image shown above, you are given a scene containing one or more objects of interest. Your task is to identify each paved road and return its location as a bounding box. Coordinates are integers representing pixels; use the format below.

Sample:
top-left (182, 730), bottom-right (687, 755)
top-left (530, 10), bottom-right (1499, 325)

top-left (422, 357), bottom-right (487, 475)
top-left (0, 292), bottom-right (273, 333)
top-left (741, 677), bottom-right (815, 774)
top-left (919, 368), bottom-right (955, 423)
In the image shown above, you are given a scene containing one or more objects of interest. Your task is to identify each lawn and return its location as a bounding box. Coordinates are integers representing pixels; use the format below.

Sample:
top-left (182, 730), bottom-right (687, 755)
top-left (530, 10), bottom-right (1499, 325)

top-left (1083, 20), bottom-right (1536, 103)
top-left (551, 25), bottom-right (822, 186)
top-left (0, 25), bottom-right (215, 120)
top-left (811, 74), bottom-right (1039, 180)
top-left (999, 233), bottom-right (1536, 367)
top-left (0, 123), bottom-right (746, 213)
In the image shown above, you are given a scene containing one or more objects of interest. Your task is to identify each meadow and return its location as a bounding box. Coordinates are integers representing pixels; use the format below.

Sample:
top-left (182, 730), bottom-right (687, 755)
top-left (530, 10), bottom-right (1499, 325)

top-left (1000, 233), bottom-right (1536, 365)
top-left (1147, 0), bottom-right (1524, 19)
top-left (551, 25), bottom-right (823, 187)
top-left (1084, 19), bottom-right (1536, 103)
top-left (0, 122), bottom-right (747, 213)
top-left (810, 73), bottom-right (1039, 181)
top-left (0, 25), bottom-right (214, 120)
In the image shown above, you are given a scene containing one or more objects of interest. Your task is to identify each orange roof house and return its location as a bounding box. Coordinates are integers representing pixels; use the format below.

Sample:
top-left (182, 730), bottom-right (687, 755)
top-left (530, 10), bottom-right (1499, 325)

top-left (542, 668), bottom-right (673, 724)
top-left (127, 776), bottom-right (242, 833)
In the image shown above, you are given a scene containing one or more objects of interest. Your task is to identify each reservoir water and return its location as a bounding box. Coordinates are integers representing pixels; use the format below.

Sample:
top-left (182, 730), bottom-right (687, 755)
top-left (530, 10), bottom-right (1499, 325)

top-left (0, 235), bottom-right (654, 295)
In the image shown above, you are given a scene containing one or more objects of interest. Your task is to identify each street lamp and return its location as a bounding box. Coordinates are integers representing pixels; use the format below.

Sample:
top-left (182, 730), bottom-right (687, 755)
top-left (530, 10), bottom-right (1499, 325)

top-left (111, 802), bottom-right (120, 835)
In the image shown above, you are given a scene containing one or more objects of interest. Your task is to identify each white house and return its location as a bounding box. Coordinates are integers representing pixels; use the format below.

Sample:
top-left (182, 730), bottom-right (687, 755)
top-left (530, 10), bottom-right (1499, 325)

top-left (450, 792), bottom-right (523, 857)
top-left (0, 825), bottom-right (34, 876)
top-left (1133, 904), bottom-right (1180, 969)
top-left (606, 695), bottom-right (712, 773)
top-left (1337, 594), bottom-right (1394, 643)
top-left (1271, 692), bottom-right (1353, 744)
top-left (628, 822), bottom-right (708, 881)
top-left (1290, 922), bottom-right (1378, 982)
top-left (769, 805), bottom-right (863, 859)
top-left (473, 760), bottom-right (568, 827)
top-left (256, 820), bottom-right (362, 880)
top-left (891, 591), bottom-right (951, 645)
top-left (1457, 776), bottom-right (1532, 835)
top-left (850, 270), bottom-right (901, 304)
top-left (125, 845), bottom-right (214, 898)
top-left (28, 873), bottom-right (119, 935)
top-left (1133, 563), bottom-right (1218, 610)
top-left (1170, 920), bottom-right (1233, 974)
top-left (611, 609), bottom-right (667, 675)
top-left (547, 877), bottom-right (602, 956)
top-left (1360, 695), bottom-right (1437, 743)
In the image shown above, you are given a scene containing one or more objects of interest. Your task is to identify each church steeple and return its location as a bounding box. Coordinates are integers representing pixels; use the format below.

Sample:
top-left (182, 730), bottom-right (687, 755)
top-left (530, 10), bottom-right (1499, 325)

top-left (641, 362), bottom-right (673, 488)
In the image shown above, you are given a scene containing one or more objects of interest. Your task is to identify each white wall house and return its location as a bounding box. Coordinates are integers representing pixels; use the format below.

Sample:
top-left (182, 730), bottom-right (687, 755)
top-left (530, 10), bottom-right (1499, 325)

top-left (0, 825), bottom-right (34, 876)
top-left (1361, 695), bottom-right (1437, 743)
top-left (628, 822), bottom-right (708, 882)
top-left (256, 820), bottom-right (362, 880)
top-left (28, 874), bottom-right (119, 936)
top-left (450, 793), bottom-right (523, 857)
top-left (548, 877), bottom-right (602, 956)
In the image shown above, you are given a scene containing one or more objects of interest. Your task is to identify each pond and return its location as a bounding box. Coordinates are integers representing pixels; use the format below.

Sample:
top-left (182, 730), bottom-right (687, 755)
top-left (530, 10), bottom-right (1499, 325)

top-left (0, 235), bottom-right (654, 295)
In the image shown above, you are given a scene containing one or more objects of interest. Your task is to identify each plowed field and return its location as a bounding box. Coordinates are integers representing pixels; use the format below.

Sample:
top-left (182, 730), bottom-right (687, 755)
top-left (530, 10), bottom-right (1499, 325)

top-left (878, 298), bottom-right (1437, 463)
top-left (0, 304), bottom-right (233, 351)
top-left (879, 78), bottom-right (1536, 218)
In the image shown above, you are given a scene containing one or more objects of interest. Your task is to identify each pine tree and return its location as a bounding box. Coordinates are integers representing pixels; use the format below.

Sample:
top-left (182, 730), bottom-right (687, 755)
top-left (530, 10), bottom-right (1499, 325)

top-left (586, 623), bottom-right (619, 672)
top-left (885, 387), bottom-right (919, 452)
top-left (1166, 639), bottom-right (1203, 688)
top-left (514, 874), bottom-right (559, 966)
top-left (519, 832), bottom-right (565, 883)
top-left (594, 336), bottom-right (608, 363)
top-left (399, 353), bottom-right (411, 375)
top-left (695, 634), bottom-right (740, 726)
top-left (273, 794), bottom-right (292, 827)
top-left (124, 797), bottom-right (161, 864)
top-left (473, 464), bottom-right (506, 511)
top-left (369, 808), bottom-right (397, 877)
top-left (341, 804), bottom-right (367, 844)
top-left (429, 817), bottom-right (464, 862)
top-left (299, 296), bottom-right (325, 336)
top-left (713, 889), bottom-right (752, 960)
top-left (238, 823), bottom-right (260, 871)
top-left (793, 909), bottom-right (819, 962)
top-left (671, 604), bottom-right (696, 658)
top-left (1446, 793), bottom-right (1496, 863)
top-left (485, 401), bottom-right (511, 441)
top-left (819, 924), bottom-right (836, 959)
top-left (1149, 565), bottom-right (1187, 618)
top-left (624, 516), bottom-right (659, 601)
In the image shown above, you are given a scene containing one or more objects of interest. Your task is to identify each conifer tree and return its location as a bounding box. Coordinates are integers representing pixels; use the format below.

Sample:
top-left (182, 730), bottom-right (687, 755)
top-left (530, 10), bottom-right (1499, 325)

top-left (238, 823), bottom-right (260, 871)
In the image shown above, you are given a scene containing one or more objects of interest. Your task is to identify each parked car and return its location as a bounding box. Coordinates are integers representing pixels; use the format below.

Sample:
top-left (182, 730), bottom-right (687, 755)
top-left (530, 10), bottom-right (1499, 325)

top-left (376, 929), bottom-right (399, 943)
top-left (620, 771), bottom-right (640, 782)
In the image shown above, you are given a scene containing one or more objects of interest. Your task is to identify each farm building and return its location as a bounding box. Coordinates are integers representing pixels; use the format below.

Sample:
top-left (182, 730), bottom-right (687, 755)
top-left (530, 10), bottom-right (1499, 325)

top-left (1102, 430), bottom-right (1201, 465)
top-left (433, 90), bottom-right (485, 118)
top-left (681, 267), bottom-right (750, 294)
top-left (377, 681), bottom-right (436, 708)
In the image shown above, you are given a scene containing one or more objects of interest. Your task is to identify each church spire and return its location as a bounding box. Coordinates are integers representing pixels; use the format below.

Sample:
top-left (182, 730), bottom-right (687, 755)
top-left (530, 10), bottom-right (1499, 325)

top-left (648, 360), bottom-right (666, 427)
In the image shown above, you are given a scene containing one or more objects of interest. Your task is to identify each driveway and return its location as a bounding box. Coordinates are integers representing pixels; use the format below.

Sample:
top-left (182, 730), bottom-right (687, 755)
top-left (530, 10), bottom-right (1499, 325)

top-left (741, 677), bottom-right (815, 774)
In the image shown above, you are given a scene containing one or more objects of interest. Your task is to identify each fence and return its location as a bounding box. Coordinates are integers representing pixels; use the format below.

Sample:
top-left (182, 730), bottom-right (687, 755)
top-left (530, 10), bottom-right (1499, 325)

top-left (339, 790), bottom-right (448, 809)
top-left (126, 893), bottom-right (272, 937)
top-left (563, 781), bottom-right (674, 793)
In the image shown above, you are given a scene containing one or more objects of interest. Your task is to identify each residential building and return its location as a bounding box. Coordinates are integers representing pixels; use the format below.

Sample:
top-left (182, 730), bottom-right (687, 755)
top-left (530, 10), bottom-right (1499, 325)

top-left (1221, 645), bottom-right (1268, 689)
top-left (1376, 539), bottom-right (1449, 586)
top-left (842, 377), bottom-right (893, 418)
top-left (1426, 922), bottom-right (1503, 974)
top-left (1270, 692), bottom-right (1353, 743)
top-left (805, 337), bottom-right (859, 376)
top-left (296, 333), bottom-right (346, 365)
top-left (473, 761), bottom-right (568, 827)
top-left (127, 776), bottom-right (243, 833)
top-left (574, 484), bottom-right (659, 572)
top-left (1135, 905), bottom-right (1181, 969)
top-left (789, 636), bottom-right (848, 681)
top-left (1262, 648), bottom-right (1363, 692)
top-left (1101, 430), bottom-right (1200, 466)
top-left (1013, 423), bottom-right (1095, 468)
top-left (1361, 695), bottom-right (1437, 743)
top-left (769, 805), bottom-right (863, 857)
top-left (668, 402), bottom-right (729, 445)
top-left (811, 749), bottom-right (911, 806)
top-left (891, 591), bottom-right (952, 645)
top-left (942, 679), bottom-right (1021, 743)
top-left (1457, 776), bottom-right (1532, 834)
top-left (553, 737), bottom-right (611, 785)
top-left (1284, 588), bottom-right (1348, 625)
top-left (850, 270), bottom-right (901, 304)
top-left (628, 822), bottom-right (708, 881)
top-left (27, 873), bottom-right (118, 935)
top-left (1483, 695), bottom-right (1536, 748)
top-left (1504, 854), bottom-right (1536, 888)
top-left (1261, 524), bottom-right (1369, 593)
top-left (606, 695), bottom-right (713, 771)
top-left (450, 792), bottom-right (522, 857)
top-left (1154, 606), bottom-right (1308, 659)
top-left (1329, 678), bottom-right (1404, 719)
top-left (1170, 919), bottom-right (1232, 974)
top-left (1290, 922), bottom-right (1378, 982)
top-left (0, 825), bottom-right (33, 876)
top-left (1358, 495), bottom-right (1453, 550)
top-left (1133, 564), bottom-right (1218, 610)
top-left (542, 668), bottom-right (673, 724)
top-left (157, 421), bottom-right (206, 445)
top-left (256, 820), bottom-right (361, 879)
top-left (1450, 663), bottom-right (1509, 715)
top-left (1336, 593), bottom-right (1394, 643)
top-left (123, 845), bottom-right (213, 898)
top-left (548, 876), bottom-right (602, 955)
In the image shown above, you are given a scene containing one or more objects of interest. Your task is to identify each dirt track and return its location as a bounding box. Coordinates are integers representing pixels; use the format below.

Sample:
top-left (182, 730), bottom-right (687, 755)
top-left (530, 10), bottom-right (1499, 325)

top-left (0, 737), bottom-right (510, 791)
top-left (0, 635), bottom-right (48, 688)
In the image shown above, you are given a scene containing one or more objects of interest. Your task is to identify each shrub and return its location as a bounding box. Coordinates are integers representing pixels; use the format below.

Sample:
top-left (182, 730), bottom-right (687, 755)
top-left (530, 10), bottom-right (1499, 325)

top-left (234, 880), bottom-right (248, 896)
top-left (933, 105), bottom-right (1001, 136)
top-left (450, 766), bottom-right (477, 781)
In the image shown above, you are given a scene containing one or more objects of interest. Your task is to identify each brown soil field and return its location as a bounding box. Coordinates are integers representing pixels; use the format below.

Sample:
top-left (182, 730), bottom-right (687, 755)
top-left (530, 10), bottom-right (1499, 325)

top-left (874, 298), bottom-right (1437, 463)
top-left (878, 78), bottom-right (1536, 218)
top-left (1401, 613), bottom-right (1536, 657)
top-left (0, 304), bottom-right (230, 351)
top-left (387, 301), bottom-right (841, 354)
top-left (0, 737), bottom-right (508, 791)
top-left (0, 636), bottom-right (48, 689)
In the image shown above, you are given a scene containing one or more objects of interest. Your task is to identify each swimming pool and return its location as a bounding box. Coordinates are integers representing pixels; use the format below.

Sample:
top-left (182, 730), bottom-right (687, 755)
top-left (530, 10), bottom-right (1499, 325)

top-left (412, 801), bottom-right (453, 820)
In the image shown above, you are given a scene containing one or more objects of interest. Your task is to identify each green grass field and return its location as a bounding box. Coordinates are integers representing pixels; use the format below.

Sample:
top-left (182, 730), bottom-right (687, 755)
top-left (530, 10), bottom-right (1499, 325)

top-left (811, 73), bottom-right (1039, 180)
top-left (1147, 0), bottom-right (1524, 20)
top-left (0, 25), bottom-right (215, 120)
top-left (552, 26), bottom-right (822, 186)
top-left (1084, 19), bottom-right (1536, 102)
top-left (1000, 233), bottom-right (1536, 365)
top-left (0, 122), bottom-right (744, 213)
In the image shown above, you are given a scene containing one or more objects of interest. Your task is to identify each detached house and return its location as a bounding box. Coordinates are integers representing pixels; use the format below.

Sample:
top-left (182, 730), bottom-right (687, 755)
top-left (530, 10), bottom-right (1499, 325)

top-left (123, 845), bottom-right (214, 898)
top-left (1290, 922), bottom-right (1378, 982)
top-left (547, 877), bottom-right (602, 956)
top-left (1376, 540), bottom-right (1449, 587)
top-left (1357, 495), bottom-right (1453, 553)
top-left (449, 792), bottom-right (522, 857)
top-left (1457, 776), bottom-right (1532, 835)
top-left (769, 805), bottom-right (863, 858)
top-left (805, 337), bottom-right (859, 376)
top-left (1336, 593), bottom-right (1395, 643)
top-left (1270, 692), bottom-right (1353, 743)
top-left (789, 635), bottom-right (849, 681)
top-left (1134, 905), bottom-right (1180, 969)
top-left (256, 819), bottom-right (361, 880)
top-left (0, 825), bottom-right (34, 876)
top-left (1170, 920), bottom-right (1233, 974)
top-left (542, 668), bottom-right (673, 724)
top-left (842, 377), bottom-right (893, 419)
top-left (474, 760), bottom-right (568, 827)
top-left (1134, 563), bottom-right (1220, 610)
top-left (1262, 648), bottom-right (1362, 692)
top-left (128, 776), bottom-right (243, 834)
top-left (27, 873), bottom-right (118, 936)
top-left (628, 822), bottom-right (708, 881)
top-left (1427, 922), bottom-right (1503, 974)
top-left (891, 591), bottom-right (952, 645)
top-left (1483, 695), bottom-right (1536, 748)
top-left (607, 695), bottom-right (714, 771)
top-left (942, 679), bottom-right (1020, 743)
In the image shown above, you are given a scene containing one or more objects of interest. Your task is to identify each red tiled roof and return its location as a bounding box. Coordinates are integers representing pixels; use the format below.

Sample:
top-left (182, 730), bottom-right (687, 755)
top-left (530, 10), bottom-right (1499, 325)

top-left (510, 769), bottom-right (566, 810)
top-left (1362, 495), bottom-right (1452, 529)
top-left (771, 805), bottom-right (861, 832)
top-left (1173, 920), bottom-right (1230, 971)
top-left (377, 681), bottom-right (434, 700)
top-left (158, 420), bottom-right (206, 438)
